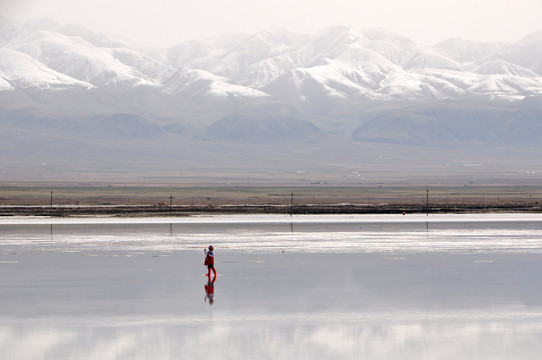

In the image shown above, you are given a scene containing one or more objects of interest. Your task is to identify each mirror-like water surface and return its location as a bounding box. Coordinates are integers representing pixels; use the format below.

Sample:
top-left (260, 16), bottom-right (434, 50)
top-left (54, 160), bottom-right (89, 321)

top-left (1, 214), bottom-right (542, 359)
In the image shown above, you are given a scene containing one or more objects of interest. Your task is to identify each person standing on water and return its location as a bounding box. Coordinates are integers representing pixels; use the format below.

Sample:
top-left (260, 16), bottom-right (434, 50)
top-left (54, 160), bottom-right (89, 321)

top-left (204, 245), bottom-right (217, 279)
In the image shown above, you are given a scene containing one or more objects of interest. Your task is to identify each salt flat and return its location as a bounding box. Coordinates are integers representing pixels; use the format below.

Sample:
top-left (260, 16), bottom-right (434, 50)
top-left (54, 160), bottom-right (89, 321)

top-left (1, 214), bottom-right (542, 359)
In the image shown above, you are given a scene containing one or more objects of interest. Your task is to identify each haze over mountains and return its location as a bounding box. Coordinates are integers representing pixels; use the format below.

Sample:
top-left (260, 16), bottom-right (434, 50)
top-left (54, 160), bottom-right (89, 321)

top-left (1, 17), bottom-right (542, 184)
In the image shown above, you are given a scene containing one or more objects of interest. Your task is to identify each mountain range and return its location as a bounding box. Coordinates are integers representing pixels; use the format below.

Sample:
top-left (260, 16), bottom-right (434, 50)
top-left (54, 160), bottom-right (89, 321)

top-left (1, 17), bottom-right (542, 184)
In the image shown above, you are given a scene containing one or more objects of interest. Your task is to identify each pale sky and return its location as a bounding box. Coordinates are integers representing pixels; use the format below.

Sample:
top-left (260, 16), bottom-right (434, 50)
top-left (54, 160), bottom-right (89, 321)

top-left (3, 0), bottom-right (542, 47)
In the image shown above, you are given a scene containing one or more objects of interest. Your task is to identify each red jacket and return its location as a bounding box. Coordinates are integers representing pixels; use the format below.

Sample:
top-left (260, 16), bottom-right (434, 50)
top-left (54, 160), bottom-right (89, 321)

top-left (204, 250), bottom-right (214, 265)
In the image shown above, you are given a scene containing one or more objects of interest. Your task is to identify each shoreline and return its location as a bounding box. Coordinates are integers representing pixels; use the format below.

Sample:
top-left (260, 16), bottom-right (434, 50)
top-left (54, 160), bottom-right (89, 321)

top-left (1, 202), bottom-right (541, 217)
top-left (1, 184), bottom-right (541, 216)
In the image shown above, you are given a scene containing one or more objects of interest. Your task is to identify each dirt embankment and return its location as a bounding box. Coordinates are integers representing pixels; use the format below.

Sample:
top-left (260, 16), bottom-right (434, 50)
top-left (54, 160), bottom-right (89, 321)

top-left (1, 185), bottom-right (541, 217)
top-left (1, 202), bottom-right (541, 217)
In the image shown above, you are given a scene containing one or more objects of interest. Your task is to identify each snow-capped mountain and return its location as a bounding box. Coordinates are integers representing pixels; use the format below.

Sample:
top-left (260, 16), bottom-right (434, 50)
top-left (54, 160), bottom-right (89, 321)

top-left (0, 47), bottom-right (93, 90)
top-left (2, 17), bottom-right (542, 183)
top-left (3, 19), bottom-right (542, 101)
top-left (163, 68), bottom-right (269, 98)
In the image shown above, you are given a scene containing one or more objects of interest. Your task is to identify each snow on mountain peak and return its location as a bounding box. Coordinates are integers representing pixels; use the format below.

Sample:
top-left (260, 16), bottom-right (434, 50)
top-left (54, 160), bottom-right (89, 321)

top-left (473, 59), bottom-right (538, 77)
top-left (404, 50), bottom-right (463, 71)
top-left (504, 30), bottom-right (542, 76)
top-left (0, 47), bottom-right (93, 90)
top-left (433, 37), bottom-right (508, 62)
top-left (164, 68), bottom-right (269, 98)
top-left (9, 28), bottom-right (158, 88)
top-left (0, 76), bottom-right (13, 91)
top-left (1, 18), bottom-right (542, 103)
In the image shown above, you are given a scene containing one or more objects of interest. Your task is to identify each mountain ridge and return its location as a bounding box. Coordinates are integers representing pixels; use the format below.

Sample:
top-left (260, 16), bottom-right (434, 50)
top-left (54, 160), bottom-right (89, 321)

top-left (3, 18), bottom-right (542, 99)
top-left (1, 18), bottom-right (542, 184)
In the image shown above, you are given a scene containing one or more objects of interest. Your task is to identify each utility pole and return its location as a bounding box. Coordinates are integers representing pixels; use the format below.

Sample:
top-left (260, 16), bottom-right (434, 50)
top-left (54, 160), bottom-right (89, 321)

top-left (50, 190), bottom-right (53, 217)
top-left (290, 192), bottom-right (294, 217)
top-left (169, 195), bottom-right (174, 215)
top-left (426, 189), bottom-right (429, 216)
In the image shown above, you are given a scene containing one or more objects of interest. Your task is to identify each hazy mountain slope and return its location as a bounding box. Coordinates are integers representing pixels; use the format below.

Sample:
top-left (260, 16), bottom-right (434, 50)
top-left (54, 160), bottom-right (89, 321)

top-left (352, 100), bottom-right (542, 146)
top-left (503, 31), bottom-right (542, 75)
top-left (1, 18), bottom-right (542, 183)
top-left (11, 31), bottom-right (158, 89)
top-left (432, 38), bottom-right (507, 62)
top-left (0, 47), bottom-right (93, 90)
top-left (163, 68), bottom-right (269, 98)
top-left (3, 18), bottom-right (542, 103)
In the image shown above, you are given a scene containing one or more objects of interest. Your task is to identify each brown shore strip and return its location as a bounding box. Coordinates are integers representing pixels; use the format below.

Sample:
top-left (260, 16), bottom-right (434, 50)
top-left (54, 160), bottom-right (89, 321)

top-left (1, 184), bottom-right (541, 217)
top-left (1, 202), bottom-right (541, 217)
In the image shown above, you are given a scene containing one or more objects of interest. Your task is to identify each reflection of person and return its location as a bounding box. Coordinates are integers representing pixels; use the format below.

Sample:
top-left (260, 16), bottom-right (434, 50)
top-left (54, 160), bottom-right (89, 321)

top-left (204, 279), bottom-right (215, 305)
top-left (204, 245), bottom-right (217, 280)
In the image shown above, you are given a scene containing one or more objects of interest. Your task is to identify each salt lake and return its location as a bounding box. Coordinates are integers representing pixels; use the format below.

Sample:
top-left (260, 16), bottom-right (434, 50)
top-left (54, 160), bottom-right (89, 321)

top-left (1, 214), bottom-right (542, 359)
